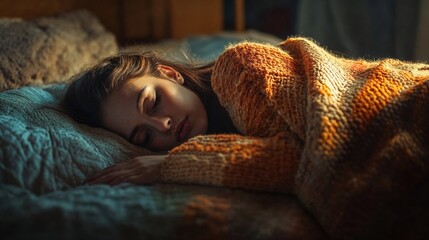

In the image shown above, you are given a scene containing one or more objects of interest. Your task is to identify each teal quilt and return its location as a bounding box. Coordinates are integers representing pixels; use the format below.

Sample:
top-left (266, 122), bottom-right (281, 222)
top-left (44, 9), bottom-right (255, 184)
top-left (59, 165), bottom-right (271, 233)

top-left (0, 85), bottom-right (325, 239)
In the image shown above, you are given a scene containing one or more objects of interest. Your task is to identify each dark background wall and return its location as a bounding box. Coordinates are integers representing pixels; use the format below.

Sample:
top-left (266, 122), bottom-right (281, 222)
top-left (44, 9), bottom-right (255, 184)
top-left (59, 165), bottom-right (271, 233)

top-left (224, 0), bottom-right (425, 61)
top-left (1, 0), bottom-right (427, 61)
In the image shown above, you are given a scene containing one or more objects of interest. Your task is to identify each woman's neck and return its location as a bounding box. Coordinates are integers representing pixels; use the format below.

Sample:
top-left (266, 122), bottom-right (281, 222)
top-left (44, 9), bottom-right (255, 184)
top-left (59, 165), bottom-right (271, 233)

top-left (204, 92), bottom-right (239, 135)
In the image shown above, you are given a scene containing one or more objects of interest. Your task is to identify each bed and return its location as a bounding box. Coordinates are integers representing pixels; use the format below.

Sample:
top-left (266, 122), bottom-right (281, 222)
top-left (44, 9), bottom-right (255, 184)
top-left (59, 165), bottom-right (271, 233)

top-left (0, 10), bottom-right (326, 240)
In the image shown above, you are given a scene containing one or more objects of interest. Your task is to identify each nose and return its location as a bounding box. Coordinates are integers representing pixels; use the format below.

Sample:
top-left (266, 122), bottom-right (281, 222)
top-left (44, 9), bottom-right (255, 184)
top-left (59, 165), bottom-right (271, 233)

top-left (147, 115), bottom-right (172, 134)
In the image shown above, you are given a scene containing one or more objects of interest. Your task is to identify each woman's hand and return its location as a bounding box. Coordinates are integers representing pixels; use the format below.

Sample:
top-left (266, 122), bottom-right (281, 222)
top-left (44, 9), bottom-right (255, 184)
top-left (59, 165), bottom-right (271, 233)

top-left (84, 155), bottom-right (167, 186)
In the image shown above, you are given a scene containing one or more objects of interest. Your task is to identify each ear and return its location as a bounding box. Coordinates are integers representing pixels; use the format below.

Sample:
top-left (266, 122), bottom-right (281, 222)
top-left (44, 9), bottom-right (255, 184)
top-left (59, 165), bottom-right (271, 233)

top-left (157, 65), bottom-right (184, 84)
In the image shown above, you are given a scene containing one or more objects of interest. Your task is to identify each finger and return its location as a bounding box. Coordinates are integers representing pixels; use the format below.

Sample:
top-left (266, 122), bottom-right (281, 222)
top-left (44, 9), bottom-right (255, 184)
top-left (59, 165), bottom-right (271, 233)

top-left (87, 175), bottom-right (114, 185)
top-left (84, 163), bottom-right (124, 183)
top-left (87, 170), bottom-right (124, 185)
top-left (109, 175), bottom-right (132, 186)
top-left (128, 174), bottom-right (150, 185)
top-left (84, 168), bottom-right (112, 183)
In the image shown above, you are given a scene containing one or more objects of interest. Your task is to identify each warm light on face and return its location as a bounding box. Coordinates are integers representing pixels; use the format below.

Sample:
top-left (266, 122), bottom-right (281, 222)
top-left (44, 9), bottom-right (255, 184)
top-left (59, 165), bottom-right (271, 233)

top-left (101, 75), bottom-right (208, 151)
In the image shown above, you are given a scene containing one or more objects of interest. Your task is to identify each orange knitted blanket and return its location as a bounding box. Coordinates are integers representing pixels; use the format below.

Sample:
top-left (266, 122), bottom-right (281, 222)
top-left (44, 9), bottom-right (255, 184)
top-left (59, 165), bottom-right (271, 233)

top-left (161, 37), bottom-right (429, 239)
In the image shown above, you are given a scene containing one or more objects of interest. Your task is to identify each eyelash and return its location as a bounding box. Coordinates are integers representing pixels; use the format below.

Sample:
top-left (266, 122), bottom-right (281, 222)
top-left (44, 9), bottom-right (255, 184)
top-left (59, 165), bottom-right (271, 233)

top-left (145, 91), bottom-right (159, 145)
top-left (151, 92), bottom-right (160, 114)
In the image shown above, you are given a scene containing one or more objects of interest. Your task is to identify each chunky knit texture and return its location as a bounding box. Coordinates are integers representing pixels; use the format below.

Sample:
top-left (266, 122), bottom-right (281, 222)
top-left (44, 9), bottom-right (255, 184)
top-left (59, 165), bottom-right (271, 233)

top-left (161, 37), bottom-right (429, 239)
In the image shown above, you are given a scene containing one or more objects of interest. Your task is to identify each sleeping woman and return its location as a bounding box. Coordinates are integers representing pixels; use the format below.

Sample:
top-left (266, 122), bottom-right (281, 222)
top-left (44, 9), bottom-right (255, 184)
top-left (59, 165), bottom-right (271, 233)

top-left (63, 37), bottom-right (429, 239)
top-left (63, 50), bottom-right (241, 185)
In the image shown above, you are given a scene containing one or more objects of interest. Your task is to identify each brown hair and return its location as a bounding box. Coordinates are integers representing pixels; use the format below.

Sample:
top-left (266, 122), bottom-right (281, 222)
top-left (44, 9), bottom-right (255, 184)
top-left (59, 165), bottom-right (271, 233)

top-left (62, 51), bottom-right (214, 127)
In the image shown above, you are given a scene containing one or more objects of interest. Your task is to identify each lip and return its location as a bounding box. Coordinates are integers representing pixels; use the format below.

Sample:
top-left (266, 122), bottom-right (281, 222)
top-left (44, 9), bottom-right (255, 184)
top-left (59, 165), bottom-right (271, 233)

top-left (175, 117), bottom-right (190, 142)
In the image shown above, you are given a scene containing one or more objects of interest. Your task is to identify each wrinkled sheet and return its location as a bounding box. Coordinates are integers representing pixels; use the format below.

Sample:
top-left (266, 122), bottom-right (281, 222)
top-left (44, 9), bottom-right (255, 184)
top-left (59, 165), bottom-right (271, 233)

top-left (0, 84), bottom-right (325, 239)
top-left (0, 184), bottom-right (325, 240)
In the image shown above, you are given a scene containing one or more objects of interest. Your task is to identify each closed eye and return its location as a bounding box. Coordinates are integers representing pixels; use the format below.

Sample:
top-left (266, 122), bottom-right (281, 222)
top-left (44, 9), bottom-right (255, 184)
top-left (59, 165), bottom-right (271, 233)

top-left (151, 91), bottom-right (160, 113)
top-left (137, 86), bottom-right (147, 114)
top-left (131, 87), bottom-right (157, 146)
top-left (130, 87), bottom-right (147, 142)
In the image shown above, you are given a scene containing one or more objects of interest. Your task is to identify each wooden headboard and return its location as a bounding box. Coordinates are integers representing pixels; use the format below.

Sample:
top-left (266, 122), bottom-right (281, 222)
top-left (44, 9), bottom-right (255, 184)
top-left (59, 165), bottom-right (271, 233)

top-left (1, 0), bottom-right (245, 44)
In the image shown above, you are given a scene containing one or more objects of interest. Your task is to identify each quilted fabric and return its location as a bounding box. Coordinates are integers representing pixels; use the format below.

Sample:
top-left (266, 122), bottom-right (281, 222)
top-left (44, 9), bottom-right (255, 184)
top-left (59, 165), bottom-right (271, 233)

top-left (0, 183), bottom-right (326, 240)
top-left (0, 85), bottom-right (148, 194)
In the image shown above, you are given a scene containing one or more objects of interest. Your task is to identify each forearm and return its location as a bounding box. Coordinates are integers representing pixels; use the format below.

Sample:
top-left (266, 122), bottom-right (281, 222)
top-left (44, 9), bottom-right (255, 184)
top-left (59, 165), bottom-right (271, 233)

top-left (161, 133), bottom-right (302, 193)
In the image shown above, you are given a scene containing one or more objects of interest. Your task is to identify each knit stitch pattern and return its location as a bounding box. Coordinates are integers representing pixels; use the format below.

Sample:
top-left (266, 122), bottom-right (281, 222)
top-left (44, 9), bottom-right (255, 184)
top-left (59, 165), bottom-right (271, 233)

top-left (161, 37), bottom-right (429, 239)
top-left (164, 133), bottom-right (301, 193)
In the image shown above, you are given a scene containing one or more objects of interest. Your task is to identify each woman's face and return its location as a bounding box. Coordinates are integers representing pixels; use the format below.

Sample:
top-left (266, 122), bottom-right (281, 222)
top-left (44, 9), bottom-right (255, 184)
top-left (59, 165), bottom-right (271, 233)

top-left (101, 65), bottom-right (208, 152)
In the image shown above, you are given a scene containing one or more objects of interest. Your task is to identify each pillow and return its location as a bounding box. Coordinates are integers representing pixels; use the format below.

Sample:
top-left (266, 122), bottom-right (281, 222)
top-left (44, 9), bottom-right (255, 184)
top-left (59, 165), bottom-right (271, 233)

top-left (0, 10), bottom-right (117, 91)
top-left (0, 85), bottom-right (149, 194)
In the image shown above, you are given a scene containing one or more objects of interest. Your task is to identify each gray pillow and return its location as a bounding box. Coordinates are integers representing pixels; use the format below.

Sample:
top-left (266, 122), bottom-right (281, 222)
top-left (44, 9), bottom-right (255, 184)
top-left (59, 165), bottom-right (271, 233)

top-left (0, 10), bottom-right (117, 91)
